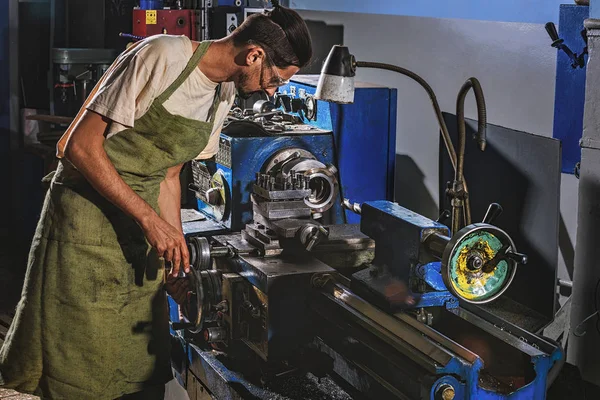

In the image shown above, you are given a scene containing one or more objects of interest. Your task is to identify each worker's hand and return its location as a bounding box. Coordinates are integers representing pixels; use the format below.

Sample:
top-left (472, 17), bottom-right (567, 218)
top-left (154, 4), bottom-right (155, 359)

top-left (165, 275), bottom-right (190, 305)
top-left (141, 214), bottom-right (190, 277)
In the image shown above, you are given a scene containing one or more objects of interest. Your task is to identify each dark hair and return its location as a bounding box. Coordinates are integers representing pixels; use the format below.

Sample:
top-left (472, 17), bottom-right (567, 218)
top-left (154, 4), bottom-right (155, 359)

top-left (231, 1), bottom-right (312, 68)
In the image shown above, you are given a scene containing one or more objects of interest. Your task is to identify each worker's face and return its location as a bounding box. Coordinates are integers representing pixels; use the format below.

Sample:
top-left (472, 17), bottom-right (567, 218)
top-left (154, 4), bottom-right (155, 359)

top-left (237, 47), bottom-right (299, 99)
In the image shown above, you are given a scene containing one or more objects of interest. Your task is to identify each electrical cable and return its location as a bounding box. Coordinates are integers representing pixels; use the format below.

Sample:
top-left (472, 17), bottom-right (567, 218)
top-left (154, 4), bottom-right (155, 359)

top-left (573, 278), bottom-right (600, 337)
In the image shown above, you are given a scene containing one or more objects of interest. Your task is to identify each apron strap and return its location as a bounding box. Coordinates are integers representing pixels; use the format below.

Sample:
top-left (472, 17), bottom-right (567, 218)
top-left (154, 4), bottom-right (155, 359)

top-left (155, 40), bottom-right (213, 105)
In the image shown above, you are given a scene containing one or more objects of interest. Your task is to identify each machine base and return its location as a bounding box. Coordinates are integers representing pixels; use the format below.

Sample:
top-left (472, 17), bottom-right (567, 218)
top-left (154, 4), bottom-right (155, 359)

top-left (185, 344), bottom-right (352, 400)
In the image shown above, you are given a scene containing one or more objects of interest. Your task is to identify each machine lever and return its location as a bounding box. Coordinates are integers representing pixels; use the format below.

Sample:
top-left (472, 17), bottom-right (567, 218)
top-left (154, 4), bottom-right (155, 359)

top-left (505, 251), bottom-right (528, 265)
top-left (307, 226), bottom-right (330, 251)
top-left (482, 245), bottom-right (528, 273)
top-left (170, 322), bottom-right (195, 331)
top-left (545, 21), bottom-right (587, 69)
top-left (482, 203), bottom-right (503, 224)
top-left (545, 22), bottom-right (560, 42)
top-left (436, 209), bottom-right (451, 223)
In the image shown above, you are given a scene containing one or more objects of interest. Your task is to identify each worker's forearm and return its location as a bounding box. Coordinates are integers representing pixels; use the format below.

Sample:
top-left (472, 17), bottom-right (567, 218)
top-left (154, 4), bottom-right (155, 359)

top-left (159, 169), bottom-right (183, 234)
top-left (66, 139), bottom-right (157, 228)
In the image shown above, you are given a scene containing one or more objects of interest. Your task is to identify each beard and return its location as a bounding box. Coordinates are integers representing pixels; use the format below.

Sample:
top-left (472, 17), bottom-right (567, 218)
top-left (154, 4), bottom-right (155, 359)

top-left (236, 71), bottom-right (253, 99)
top-left (236, 70), bottom-right (262, 99)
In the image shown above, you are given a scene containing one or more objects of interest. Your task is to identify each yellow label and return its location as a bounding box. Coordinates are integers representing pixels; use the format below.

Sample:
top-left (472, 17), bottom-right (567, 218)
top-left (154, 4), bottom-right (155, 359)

top-left (146, 10), bottom-right (157, 25)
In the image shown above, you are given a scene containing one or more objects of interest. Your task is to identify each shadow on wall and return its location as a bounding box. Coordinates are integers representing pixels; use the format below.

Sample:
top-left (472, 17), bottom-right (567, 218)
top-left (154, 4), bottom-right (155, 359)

top-left (394, 154), bottom-right (438, 220)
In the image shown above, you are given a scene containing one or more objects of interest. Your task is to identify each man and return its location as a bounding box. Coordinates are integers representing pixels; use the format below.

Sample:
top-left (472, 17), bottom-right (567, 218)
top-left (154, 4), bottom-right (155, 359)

top-left (0, 2), bottom-right (312, 399)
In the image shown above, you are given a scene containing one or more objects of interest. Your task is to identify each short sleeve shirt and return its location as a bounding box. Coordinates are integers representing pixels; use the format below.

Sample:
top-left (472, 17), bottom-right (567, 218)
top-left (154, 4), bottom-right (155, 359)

top-left (85, 34), bottom-right (236, 159)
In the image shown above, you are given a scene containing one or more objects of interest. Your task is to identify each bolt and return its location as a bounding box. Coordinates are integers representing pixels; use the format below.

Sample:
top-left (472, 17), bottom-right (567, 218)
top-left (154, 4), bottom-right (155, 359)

top-left (442, 386), bottom-right (455, 400)
top-left (466, 253), bottom-right (484, 271)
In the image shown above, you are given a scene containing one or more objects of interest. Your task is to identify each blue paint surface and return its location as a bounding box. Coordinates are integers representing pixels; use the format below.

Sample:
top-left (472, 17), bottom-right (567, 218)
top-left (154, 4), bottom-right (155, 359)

top-left (592, 0), bottom-right (600, 19)
top-left (416, 262), bottom-right (447, 291)
top-left (197, 133), bottom-right (344, 231)
top-left (288, 0), bottom-right (564, 24)
top-left (552, 5), bottom-right (589, 174)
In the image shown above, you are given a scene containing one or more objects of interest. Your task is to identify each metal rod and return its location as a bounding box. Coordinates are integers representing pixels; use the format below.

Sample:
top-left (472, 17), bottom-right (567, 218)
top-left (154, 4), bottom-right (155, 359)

top-left (422, 232), bottom-right (450, 259)
top-left (314, 281), bottom-right (467, 371)
top-left (558, 279), bottom-right (573, 289)
top-left (341, 198), bottom-right (362, 214)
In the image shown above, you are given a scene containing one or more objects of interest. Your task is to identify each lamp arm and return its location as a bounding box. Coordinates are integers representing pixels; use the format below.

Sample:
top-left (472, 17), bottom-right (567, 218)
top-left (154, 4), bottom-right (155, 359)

top-left (355, 61), bottom-right (458, 171)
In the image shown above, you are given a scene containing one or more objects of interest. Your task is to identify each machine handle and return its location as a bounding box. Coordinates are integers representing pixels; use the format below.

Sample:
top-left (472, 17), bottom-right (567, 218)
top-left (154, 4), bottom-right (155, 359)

top-left (436, 209), bottom-right (451, 223)
top-left (482, 245), bottom-right (528, 273)
top-left (482, 203), bottom-right (503, 224)
top-left (545, 22), bottom-right (560, 42)
top-left (171, 321), bottom-right (195, 331)
top-left (306, 226), bottom-right (330, 251)
top-left (505, 251), bottom-right (528, 265)
top-left (581, 28), bottom-right (589, 45)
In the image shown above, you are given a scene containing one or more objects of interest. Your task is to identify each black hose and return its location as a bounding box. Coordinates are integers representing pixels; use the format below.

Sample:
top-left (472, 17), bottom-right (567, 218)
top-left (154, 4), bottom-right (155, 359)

top-left (455, 77), bottom-right (487, 226)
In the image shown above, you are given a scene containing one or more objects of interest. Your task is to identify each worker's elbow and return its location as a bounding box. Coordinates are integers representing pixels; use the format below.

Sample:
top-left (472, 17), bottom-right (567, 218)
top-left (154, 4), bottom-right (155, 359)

top-left (64, 137), bottom-right (101, 169)
top-left (63, 140), bottom-right (85, 166)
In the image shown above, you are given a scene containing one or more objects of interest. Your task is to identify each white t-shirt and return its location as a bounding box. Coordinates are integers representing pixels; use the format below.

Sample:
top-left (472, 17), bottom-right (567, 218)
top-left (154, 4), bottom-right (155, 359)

top-left (86, 34), bottom-right (236, 159)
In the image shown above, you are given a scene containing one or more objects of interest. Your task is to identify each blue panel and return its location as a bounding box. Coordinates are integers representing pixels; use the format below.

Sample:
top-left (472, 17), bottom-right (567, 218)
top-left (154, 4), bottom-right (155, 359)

top-left (592, 0), bottom-right (600, 19)
top-left (288, 0), bottom-right (564, 24)
top-left (552, 5), bottom-right (589, 174)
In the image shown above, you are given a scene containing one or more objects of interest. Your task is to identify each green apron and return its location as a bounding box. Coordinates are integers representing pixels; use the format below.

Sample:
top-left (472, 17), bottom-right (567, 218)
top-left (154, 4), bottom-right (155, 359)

top-left (0, 40), bottom-right (222, 400)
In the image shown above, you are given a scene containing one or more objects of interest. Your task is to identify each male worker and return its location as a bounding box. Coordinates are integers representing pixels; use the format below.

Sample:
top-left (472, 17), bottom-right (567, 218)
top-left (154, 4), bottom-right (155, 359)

top-left (0, 1), bottom-right (312, 399)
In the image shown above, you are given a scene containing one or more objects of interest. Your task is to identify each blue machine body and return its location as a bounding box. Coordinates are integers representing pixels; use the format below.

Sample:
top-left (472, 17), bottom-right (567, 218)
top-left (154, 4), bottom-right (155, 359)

top-left (354, 200), bottom-right (458, 309)
top-left (194, 131), bottom-right (343, 232)
top-left (279, 77), bottom-right (398, 224)
top-left (190, 75), bottom-right (397, 233)
top-left (553, 4), bottom-right (589, 174)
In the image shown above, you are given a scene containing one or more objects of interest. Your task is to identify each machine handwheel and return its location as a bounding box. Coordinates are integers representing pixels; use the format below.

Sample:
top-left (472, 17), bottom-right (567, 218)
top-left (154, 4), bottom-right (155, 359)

top-left (181, 268), bottom-right (222, 334)
top-left (441, 223), bottom-right (519, 304)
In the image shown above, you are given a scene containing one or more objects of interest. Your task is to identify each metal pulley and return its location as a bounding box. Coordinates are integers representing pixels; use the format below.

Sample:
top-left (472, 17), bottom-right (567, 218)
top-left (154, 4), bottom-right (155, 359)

top-left (187, 236), bottom-right (234, 271)
top-left (180, 237), bottom-right (235, 333)
top-left (188, 236), bottom-right (212, 270)
top-left (181, 268), bottom-right (222, 334)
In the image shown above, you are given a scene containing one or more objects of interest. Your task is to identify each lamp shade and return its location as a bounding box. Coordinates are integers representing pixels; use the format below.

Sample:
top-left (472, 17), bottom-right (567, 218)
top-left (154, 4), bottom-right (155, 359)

top-left (315, 45), bottom-right (356, 104)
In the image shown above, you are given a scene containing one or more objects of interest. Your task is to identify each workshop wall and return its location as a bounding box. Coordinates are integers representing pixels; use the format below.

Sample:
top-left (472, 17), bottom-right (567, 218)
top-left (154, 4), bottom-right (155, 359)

top-left (297, 10), bottom-right (578, 299)
top-left (290, 0), bottom-right (565, 24)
